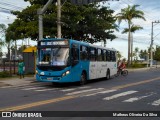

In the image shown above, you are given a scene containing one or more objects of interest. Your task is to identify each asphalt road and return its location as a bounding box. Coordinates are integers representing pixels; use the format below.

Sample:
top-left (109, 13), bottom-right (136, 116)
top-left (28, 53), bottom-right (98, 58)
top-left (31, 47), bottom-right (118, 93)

top-left (0, 68), bottom-right (160, 120)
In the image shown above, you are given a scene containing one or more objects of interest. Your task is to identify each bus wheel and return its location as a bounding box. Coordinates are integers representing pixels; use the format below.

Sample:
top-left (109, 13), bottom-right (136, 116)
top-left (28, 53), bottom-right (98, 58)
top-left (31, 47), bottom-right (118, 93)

top-left (106, 70), bottom-right (110, 80)
top-left (80, 72), bottom-right (87, 85)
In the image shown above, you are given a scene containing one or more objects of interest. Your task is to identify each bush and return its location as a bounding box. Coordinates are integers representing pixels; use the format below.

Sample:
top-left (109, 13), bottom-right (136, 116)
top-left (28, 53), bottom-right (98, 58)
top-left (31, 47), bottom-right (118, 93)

top-left (0, 71), bottom-right (11, 78)
top-left (131, 63), bottom-right (147, 68)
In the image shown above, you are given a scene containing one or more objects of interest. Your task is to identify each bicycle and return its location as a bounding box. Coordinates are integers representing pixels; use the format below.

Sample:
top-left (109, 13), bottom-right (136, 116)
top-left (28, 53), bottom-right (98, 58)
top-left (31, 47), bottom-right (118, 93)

top-left (115, 69), bottom-right (128, 77)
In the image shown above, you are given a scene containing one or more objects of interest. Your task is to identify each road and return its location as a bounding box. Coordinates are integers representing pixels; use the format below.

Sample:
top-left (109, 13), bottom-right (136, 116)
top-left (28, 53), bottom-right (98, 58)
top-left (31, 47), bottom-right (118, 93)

top-left (0, 68), bottom-right (160, 119)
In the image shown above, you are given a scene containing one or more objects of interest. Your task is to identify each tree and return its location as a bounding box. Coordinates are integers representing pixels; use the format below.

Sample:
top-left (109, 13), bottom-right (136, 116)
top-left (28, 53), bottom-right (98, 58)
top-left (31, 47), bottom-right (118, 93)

top-left (122, 24), bottom-right (143, 64)
top-left (5, 28), bottom-right (17, 76)
top-left (154, 46), bottom-right (160, 61)
top-left (0, 24), bottom-right (7, 58)
top-left (117, 5), bottom-right (145, 66)
top-left (8, 0), bottom-right (117, 44)
top-left (117, 51), bottom-right (123, 61)
top-left (139, 49), bottom-right (148, 60)
top-left (134, 47), bottom-right (139, 61)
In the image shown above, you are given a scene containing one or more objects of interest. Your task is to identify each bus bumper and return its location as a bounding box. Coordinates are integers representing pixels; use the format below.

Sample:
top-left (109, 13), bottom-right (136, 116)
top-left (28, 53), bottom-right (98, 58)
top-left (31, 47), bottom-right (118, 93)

top-left (36, 74), bottom-right (77, 83)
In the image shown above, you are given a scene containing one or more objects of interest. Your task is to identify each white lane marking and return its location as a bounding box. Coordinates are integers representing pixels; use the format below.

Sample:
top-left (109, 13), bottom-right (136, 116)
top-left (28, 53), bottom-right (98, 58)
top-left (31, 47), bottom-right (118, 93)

top-left (0, 83), bottom-right (43, 89)
top-left (77, 86), bottom-right (91, 89)
top-left (0, 86), bottom-right (12, 88)
top-left (84, 89), bottom-right (117, 97)
top-left (61, 86), bottom-right (91, 92)
top-left (60, 88), bottom-right (76, 92)
top-left (66, 88), bottom-right (104, 95)
top-left (22, 87), bottom-right (46, 90)
top-left (103, 91), bottom-right (138, 100)
top-left (151, 99), bottom-right (160, 106)
top-left (35, 88), bottom-right (59, 92)
top-left (16, 85), bottom-right (43, 89)
top-left (123, 92), bottom-right (156, 103)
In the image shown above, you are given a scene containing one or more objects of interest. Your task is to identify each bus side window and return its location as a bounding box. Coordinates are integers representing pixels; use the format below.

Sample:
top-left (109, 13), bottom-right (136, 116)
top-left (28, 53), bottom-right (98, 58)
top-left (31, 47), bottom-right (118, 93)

top-left (97, 49), bottom-right (103, 61)
top-left (71, 44), bottom-right (79, 64)
top-left (90, 48), bottom-right (96, 61)
top-left (106, 50), bottom-right (111, 61)
top-left (103, 50), bottom-right (106, 61)
top-left (80, 46), bottom-right (88, 61)
top-left (112, 51), bottom-right (116, 62)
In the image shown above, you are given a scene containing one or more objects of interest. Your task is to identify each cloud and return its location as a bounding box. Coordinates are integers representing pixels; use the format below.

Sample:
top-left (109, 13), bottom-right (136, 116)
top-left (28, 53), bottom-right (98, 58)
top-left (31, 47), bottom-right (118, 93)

top-left (0, 0), bottom-right (30, 25)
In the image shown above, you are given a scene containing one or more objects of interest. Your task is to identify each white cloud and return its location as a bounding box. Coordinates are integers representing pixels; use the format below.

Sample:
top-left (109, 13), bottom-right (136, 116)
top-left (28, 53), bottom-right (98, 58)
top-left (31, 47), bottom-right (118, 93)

top-left (0, 0), bottom-right (30, 25)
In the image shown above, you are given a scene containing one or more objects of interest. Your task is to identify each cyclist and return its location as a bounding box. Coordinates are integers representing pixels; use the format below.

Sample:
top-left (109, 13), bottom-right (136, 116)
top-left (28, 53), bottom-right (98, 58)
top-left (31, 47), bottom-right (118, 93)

top-left (118, 59), bottom-right (126, 74)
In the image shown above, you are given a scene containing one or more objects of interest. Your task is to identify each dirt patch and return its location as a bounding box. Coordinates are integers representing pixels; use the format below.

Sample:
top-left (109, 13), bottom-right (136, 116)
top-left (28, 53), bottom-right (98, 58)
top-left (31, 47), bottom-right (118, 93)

top-left (0, 82), bottom-right (11, 87)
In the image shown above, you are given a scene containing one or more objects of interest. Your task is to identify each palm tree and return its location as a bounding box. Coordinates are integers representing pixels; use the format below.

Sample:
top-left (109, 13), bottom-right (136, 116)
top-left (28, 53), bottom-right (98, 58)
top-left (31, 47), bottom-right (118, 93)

top-left (117, 5), bottom-right (145, 66)
top-left (122, 24), bottom-right (143, 64)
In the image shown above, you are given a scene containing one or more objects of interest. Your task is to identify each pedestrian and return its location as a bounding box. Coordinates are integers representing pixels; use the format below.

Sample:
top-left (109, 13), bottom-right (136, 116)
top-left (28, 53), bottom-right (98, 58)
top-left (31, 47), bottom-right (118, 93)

top-left (18, 60), bottom-right (25, 79)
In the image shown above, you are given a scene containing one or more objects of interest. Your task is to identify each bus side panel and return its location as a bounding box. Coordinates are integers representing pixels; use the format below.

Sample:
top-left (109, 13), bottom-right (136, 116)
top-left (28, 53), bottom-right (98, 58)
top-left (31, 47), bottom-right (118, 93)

top-left (89, 61), bottom-right (117, 79)
top-left (71, 61), bottom-right (89, 82)
top-left (97, 62), bottom-right (108, 78)
top-left (112, 62), bottom-right (117, 76)
top-left (89, 61), bottom-right (97, 79)
top-left (90, 61), bottom-right (109, 79)
top-left (107, 62), bottom-right (117, 76)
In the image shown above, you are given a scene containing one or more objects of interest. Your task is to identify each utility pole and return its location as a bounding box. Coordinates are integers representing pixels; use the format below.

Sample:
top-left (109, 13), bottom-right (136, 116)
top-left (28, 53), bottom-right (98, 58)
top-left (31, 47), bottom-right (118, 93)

top-left (37, 0), bottom-right (54, 41)
top-left (150, 20), bottom-right (160, 67)
top-left (57, 0), bottom-right (61, 38)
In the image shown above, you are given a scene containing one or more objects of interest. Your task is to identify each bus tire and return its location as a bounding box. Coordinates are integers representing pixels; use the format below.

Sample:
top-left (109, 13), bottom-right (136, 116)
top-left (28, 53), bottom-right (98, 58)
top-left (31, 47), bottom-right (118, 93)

top-left (80, 72), bottom-right (87, 85)
top-left (106, 70), bottom-right (110, 80)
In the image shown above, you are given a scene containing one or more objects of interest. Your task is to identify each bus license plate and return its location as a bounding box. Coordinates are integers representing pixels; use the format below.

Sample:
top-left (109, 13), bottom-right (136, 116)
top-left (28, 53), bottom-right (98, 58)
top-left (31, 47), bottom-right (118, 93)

top-left (47, 78), bottom-right (53, 80)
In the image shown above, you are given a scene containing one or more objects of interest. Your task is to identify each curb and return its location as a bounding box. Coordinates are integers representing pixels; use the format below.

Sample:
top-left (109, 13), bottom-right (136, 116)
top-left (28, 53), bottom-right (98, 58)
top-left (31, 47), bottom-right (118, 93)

top-left (127, 66), bottom-right (160, 72)
top-left (0, 77), bottom-right (36, 87)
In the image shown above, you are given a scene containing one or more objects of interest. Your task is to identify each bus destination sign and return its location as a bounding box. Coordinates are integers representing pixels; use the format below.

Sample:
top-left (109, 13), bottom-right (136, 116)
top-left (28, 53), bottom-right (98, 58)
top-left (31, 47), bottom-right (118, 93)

top-left (41, 41), bottom-right (68, 46)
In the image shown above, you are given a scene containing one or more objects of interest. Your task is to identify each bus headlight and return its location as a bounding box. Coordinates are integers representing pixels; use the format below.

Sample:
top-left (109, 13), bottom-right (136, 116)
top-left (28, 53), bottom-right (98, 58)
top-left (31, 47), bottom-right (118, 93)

top-left (66, 71), bottom-right (70, 75)
top-left (40, 72), bottom-right (45, 75)
top-left (62, 71), bottom-right (70, 77)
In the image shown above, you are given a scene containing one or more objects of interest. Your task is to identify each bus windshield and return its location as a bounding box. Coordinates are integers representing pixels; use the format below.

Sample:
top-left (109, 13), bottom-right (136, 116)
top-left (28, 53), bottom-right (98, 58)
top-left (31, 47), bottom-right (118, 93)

top-left (38, 47), bottom-right (69, 66)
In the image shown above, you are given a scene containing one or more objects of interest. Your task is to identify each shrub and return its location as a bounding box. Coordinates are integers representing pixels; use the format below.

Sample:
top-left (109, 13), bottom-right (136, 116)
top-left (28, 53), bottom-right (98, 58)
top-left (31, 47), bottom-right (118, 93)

top-left (131, 63), bottom-right (147, 68)
top-left (0, 71), bottom-right (11, 78)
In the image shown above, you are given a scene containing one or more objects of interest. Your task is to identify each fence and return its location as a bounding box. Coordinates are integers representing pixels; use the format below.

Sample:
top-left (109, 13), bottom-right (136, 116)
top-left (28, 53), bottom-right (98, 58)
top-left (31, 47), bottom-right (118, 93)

top-left (0, 60), bottom-right (20, 74)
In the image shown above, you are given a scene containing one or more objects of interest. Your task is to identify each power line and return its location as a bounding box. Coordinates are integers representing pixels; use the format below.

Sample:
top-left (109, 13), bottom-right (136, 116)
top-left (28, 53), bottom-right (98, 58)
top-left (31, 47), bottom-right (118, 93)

top-left (121, 0), bottom-right (155, 21)
top-left (115, 36), bottom-right (151, 45)
top-left (0, 2), bottom-right (23, 10)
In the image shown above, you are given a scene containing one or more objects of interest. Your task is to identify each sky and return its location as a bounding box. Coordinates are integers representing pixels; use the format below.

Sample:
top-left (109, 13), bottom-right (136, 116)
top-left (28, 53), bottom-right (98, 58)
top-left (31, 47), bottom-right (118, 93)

top-left (0, 0), bottom-right (160, 58)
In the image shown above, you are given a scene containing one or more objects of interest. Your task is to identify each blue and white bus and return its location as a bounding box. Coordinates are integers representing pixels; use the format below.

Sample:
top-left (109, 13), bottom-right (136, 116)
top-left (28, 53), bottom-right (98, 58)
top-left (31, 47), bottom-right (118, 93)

top-left (36, 38), bottom-right (117, 85)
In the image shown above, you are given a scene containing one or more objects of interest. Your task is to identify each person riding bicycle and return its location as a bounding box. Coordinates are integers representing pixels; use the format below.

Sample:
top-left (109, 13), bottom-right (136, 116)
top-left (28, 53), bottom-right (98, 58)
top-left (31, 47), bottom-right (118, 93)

top-left (118, 59), bottom-right (126, 74)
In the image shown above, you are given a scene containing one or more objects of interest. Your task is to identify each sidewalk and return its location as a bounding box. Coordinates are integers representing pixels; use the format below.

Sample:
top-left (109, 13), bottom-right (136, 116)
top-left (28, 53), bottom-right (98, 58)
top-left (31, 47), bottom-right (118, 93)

top-left (0, 76), bottom-right (36, 87)
top-left (127, 65), bottom-right (160, 72)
